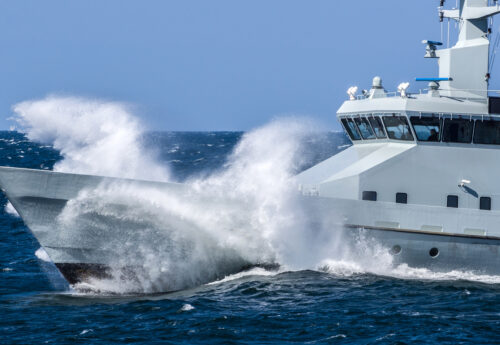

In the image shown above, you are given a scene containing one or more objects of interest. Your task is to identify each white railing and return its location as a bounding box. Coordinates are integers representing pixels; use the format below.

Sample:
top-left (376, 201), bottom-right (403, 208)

top-left (355, 89), bottom-right (427, 100)
top-left (354, 88), bottom-right (500, 102)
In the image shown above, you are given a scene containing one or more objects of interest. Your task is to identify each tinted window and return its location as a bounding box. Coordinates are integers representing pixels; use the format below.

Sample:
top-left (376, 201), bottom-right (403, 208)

top-left (474, 120), bottom-right (500, 145)
top-left (447, 195), bottom-right (458, 208)
top-left (341, 118), bottom-right (361, 141)
top-left (354, 118), bottom-right (375, 139)
top-left (410, 116), bottom-right (441, 142)
top-left (396, 193), bottom-right (408, 204)
top-left (362, 191), bottom-right (377, 201)
top-left (489, 97), bottom-right (500, 114)
top-left (480, 197), bottom-right (491, 210)
top-left (368, 116), bottom-right (387, 138)
top-left (382, 116), bottom-right (414, 141)
top-left (442, 119), bottom-right (473, 143)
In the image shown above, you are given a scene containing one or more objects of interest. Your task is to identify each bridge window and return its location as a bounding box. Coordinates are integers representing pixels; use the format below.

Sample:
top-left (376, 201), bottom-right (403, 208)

top-left (354, 118), bottom-right (375, 139)
top-left (341, 118), bottom-right (361, 141)
top-left (473, 120), bottom-right (500, 145)
top-left (382, 115), bottom-right (414, 141)
top-left (447, 195), bottom-right (459, 208)
top-left (480, 197), bottom-right (491, 211)
top-left (410, 116), bottom-right (440, 142)
top-left (442, 118), bottom-right (473, 143)
top-left (368, 116), bottom-right (387, 139)
top-left (362, 191), bottom-right (377, 201)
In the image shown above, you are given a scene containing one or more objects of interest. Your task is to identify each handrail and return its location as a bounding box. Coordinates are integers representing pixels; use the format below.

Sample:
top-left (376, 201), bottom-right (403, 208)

top-left (353, 88), bottom-right (497, 102)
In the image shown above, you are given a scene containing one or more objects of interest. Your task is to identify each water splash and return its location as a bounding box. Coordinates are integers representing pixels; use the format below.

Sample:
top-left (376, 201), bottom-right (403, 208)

top-left (179, 304), bottom-right (195, 312)
top-left (35, 247), bottom-right (51, 262)
top-left (317, 233), bottom-right (500, 285)
top-left (51, 118), bottom-right (328, 293)
top-left (12, 95), bottom-right (170, 181)
top-left (5, 201), bottom-right (19, 217)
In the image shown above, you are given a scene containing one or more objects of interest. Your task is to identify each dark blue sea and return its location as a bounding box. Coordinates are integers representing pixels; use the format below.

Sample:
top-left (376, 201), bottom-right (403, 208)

top-left (1, 131), bottom-right (500, 344)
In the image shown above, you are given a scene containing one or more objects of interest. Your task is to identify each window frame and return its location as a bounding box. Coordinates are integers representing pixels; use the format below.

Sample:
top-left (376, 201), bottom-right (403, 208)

top-left (382, 114), bottom-right (415, 141)
top-left (341, 118), bottom-right (362, 141)
top-left (368, 115), bottom-right (387, 139)
top-left (441, 117), bottom-right (474, 144)
top-left (473, 119), bottom-right (500, 145)
top-left (410, 115), bottom-right (441, 142)
top-left (354, 117), bottom-right (376, 140)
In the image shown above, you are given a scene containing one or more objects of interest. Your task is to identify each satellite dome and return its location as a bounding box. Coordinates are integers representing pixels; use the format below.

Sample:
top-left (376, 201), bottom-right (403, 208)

top-left (372, 76), bottom-right (382, 89)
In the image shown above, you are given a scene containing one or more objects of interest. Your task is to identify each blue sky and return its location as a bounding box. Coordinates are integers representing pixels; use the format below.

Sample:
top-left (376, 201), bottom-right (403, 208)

top-left (0, 1), bottom-right (497, 131)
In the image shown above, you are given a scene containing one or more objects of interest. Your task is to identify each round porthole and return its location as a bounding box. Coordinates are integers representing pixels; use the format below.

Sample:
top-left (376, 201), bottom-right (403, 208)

top-left (429, 247), bottom-right (439, 258)
top-left (390, 245), bottom-right (402, 255)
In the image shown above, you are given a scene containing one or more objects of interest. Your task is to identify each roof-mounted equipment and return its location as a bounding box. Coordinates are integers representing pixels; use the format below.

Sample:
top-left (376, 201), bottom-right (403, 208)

top-left (347, 86), bottom-right (358, 101)
top-left (397, 82), bottom-right (410, 98)
top-left (422, 40), bottom-right (443, 58)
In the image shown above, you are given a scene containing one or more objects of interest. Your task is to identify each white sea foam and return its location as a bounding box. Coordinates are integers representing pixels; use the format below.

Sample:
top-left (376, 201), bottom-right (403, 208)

top-left (51, 117), bottom-right (325, 293)
top-left (5, 202), bottom-right (19, 217)
top-left (319, 255), bottom-right (500, 284)
top-left (208, 267), bottom-right (280, 286)
top-left (35, 247), bottom-right (52, 262)
top-left (387, 264), bottom-right (500, 284)
top-left (179, 304), bottom-right (195, 312)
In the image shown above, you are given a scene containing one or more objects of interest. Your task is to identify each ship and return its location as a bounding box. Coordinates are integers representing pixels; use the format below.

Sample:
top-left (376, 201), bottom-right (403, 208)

top-left (2, 0), bottom-right (500, 288)
top-left (297, 0), bottom-right (500, 274)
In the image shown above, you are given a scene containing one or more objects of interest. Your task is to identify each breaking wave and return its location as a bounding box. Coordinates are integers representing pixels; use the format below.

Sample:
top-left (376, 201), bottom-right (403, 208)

top-left (54, 117), bottom-right (330, 293)
top-left (12, 95), bottom-right (170, 181)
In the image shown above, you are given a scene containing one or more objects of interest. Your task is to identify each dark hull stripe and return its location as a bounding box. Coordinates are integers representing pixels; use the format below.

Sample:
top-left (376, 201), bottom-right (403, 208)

top-left (55, 263), bottom-right (111, 285)
top-left (347, 224), bottom-right (500, 241)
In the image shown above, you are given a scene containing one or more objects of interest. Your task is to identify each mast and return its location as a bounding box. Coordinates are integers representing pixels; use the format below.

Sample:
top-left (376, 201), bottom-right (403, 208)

top-left (437, 0), bottom-right (500, 99)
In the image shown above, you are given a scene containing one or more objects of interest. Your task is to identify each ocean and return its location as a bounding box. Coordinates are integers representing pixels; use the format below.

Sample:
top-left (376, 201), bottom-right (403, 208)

top-left (1, 128), bottom-right (500, 344)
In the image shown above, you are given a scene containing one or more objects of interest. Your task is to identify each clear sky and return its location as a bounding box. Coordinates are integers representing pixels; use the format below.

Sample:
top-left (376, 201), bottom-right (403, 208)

top-left (0, 1), bottom-right (499, 131)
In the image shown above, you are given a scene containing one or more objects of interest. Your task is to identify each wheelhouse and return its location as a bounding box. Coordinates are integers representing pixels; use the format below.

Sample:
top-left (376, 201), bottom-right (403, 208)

top-left (339, 112), bottom-right (500, 146)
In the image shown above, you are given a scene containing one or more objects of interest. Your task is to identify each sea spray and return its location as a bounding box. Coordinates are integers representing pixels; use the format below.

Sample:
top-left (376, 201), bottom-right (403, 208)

top-left (58, 118), bottom-right (334, 293)
top-left (12, 95), bottom-right (170, 181)
top-left (10, 95), bottom-right (399, 293)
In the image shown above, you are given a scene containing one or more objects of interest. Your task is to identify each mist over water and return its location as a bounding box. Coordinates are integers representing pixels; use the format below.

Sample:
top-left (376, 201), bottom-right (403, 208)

top-left (10, 95), bottom-right (500, 294)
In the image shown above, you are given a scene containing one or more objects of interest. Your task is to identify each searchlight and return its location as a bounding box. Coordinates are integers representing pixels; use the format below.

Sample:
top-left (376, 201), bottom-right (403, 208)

top-left (397, 82), bottom-right (410, 98)
top-left (347, 86), bottom-right (358, 100)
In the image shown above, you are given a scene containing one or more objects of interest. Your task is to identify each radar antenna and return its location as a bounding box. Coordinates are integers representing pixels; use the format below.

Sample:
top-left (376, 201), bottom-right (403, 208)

top-left (433, 0), bottom-right (500, 99)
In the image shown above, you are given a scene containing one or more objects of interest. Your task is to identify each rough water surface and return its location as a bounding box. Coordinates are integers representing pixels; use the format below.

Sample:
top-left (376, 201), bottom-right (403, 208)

top-left (1, 130), bottom-right (500, 344)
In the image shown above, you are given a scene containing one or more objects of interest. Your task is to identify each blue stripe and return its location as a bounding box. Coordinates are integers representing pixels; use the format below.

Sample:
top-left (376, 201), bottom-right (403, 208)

top-left (415, 78), bottom-right (452, 82)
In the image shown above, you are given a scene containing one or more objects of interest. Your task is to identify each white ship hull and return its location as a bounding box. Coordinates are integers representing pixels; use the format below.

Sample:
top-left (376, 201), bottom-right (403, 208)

top-left (303, 196), bottom-right (500, 275)
top-left (2, 165), bottom-right (500, 286)
top-left (0, 167), bottom-right (254, 286)
top-left (348, 226), bottom-right (500, 274)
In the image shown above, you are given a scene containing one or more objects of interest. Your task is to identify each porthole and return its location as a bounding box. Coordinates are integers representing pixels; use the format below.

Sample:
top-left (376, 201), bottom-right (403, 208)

top-left (429, 247), bottom-right (439, 258)
top-left (390, 245), bottom-right (402, 255)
